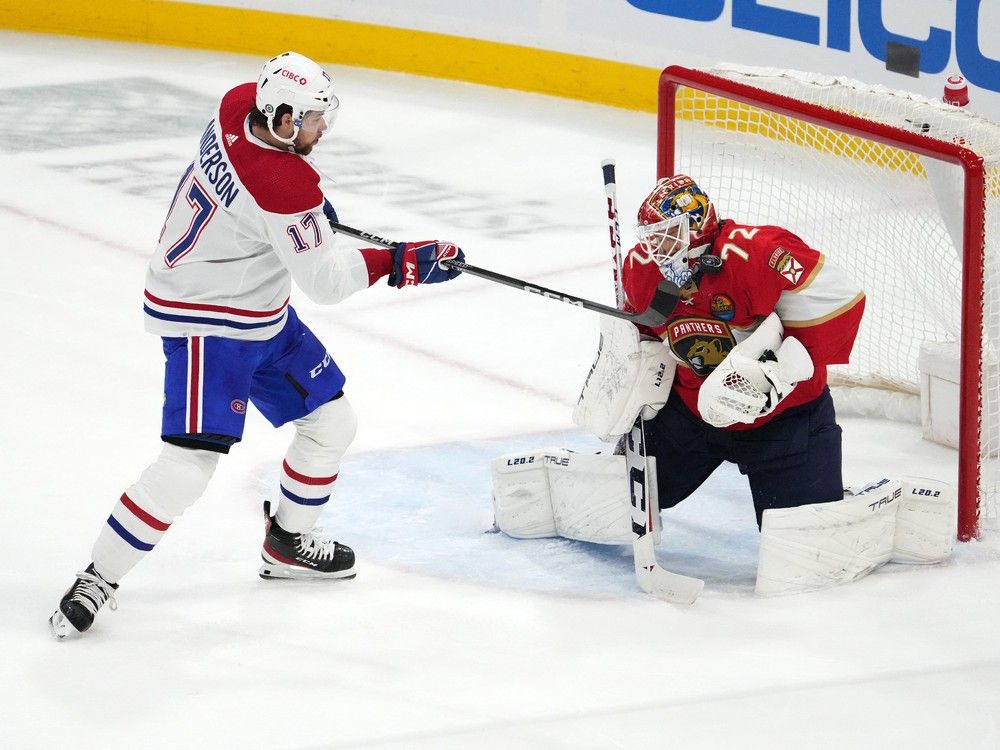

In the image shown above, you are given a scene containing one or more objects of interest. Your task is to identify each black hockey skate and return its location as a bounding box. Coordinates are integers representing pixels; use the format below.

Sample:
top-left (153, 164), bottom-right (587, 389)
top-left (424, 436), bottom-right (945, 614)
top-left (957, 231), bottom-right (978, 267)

top-left (260, 503), bottom-right (356, 580)
top-left (49, 563), bottom-right (118, 639)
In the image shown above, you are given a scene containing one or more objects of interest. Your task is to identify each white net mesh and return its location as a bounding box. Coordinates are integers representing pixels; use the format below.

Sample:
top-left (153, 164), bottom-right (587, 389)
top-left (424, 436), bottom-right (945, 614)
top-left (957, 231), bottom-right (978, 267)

top-left (663, 65), bottom-right (1000, 533)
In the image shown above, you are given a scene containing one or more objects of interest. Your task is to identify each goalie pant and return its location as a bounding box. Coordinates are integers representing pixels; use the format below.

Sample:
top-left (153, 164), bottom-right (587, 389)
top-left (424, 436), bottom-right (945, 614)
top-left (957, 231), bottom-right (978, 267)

top-left (646, 384), bottom-right (842, 528)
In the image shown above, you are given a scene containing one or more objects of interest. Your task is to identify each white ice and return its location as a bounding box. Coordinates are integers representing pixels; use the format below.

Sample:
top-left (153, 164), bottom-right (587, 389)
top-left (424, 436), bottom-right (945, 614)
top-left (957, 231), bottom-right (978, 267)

top-left (1, 33), bottom-right (999, 749)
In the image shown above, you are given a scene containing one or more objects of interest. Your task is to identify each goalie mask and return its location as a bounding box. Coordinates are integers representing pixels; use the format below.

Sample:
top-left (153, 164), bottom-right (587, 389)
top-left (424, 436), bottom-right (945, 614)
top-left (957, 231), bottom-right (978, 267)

top-left (256, 51), bottom-right (340, 146)
top-left (635, 175), bottom-right (719, 283)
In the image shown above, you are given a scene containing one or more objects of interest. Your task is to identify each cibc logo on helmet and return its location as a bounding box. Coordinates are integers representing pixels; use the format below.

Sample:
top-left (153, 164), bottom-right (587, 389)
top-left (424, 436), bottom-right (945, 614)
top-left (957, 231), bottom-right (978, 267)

top-left (277, 69), bottom-right (308, 86)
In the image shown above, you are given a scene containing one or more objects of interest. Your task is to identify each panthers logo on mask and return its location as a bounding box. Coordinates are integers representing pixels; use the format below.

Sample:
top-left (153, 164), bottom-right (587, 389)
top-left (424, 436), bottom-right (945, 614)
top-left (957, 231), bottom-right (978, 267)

top-left (659, 183), bottom-right (712, 232)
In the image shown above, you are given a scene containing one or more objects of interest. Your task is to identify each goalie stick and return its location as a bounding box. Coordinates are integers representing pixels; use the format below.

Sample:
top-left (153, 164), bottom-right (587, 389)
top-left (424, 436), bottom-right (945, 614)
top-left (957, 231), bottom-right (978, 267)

top-left (602, 159), bottom-right (626, 310)
top-left (602, 159), bottom-right (704, 605)
top-left (625, 419), bottom-right (704, 604)
top-left (327, 219), bottom-right (680, 327)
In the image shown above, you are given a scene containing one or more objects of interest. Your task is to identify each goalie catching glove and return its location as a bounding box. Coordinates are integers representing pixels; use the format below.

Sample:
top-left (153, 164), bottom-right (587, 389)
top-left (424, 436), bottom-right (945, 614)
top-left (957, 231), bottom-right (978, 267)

top-left (698, 312), bottom-right (814, 428)
top-left (388, 241), bottom-right (465, 288)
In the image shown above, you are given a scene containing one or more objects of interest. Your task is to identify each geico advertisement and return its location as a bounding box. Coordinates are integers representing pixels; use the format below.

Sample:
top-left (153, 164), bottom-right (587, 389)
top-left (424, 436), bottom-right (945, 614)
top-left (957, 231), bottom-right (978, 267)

top-left (626, 1), bottom-right (999, 96)
top-left (183, 0), bottom-right (1000, 114)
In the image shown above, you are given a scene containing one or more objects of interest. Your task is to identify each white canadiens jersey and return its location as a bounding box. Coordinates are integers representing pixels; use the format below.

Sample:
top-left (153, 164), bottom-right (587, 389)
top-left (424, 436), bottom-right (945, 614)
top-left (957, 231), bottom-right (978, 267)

top-left (144, 83), bottom-right (369, 341)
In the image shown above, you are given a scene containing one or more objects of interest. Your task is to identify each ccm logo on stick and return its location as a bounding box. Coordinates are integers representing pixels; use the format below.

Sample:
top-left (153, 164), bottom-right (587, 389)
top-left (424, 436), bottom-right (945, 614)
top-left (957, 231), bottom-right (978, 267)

top-left (524, 286), bottom-right (584, 306)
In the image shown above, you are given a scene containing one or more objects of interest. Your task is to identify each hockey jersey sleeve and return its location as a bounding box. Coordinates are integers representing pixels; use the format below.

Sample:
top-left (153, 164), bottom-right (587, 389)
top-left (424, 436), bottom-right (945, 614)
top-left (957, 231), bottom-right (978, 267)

top-left (744, 226), bottom-right (865, 366)
top-left (776, 256), bottom-right (865, 365)
top-left (261, 205), bottom-right (373, 305)
top-left (621, 244), bottom-right (670, 339)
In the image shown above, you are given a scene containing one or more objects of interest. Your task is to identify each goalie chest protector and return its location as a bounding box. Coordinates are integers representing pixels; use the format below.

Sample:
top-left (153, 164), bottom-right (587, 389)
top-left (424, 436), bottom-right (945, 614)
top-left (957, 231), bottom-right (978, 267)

top-left (620, 220), bottom-right (864, 430)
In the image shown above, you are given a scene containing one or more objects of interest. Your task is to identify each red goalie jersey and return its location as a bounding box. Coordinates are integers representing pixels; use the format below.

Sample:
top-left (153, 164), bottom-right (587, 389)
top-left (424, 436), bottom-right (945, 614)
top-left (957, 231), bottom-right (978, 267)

top-left (622, 220), bottom-right (866, 430)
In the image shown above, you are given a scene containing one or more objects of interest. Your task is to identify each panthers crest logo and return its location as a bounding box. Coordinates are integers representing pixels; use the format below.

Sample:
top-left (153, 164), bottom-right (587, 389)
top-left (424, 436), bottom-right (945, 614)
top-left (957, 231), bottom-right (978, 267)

top-left (688, 339), bottom-right (727, 369)
top-left (666, 317), bottom-right (735, 376)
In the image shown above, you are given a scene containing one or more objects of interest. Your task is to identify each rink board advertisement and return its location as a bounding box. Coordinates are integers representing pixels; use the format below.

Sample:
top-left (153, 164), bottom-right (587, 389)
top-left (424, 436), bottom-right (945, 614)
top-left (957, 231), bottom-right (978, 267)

top-left (1, 0), bottom-right (998, 118)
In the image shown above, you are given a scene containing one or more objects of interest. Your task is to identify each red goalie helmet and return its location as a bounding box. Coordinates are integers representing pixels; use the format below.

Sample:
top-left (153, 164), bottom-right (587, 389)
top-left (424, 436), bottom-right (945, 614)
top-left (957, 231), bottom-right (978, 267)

top-left (635, 175), bottom-right (719, 276)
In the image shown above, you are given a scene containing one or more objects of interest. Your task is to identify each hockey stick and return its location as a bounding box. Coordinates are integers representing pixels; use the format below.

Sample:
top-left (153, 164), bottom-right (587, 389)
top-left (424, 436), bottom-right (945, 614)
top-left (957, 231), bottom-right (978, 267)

top-left (327, 219), bottom-right (680, 327)
top-left (601, 159), bottom-right (625, 310)
top-left (625, 419), bottom-right (703, 604)
top-left (602, 159), bottom-right (704, 605)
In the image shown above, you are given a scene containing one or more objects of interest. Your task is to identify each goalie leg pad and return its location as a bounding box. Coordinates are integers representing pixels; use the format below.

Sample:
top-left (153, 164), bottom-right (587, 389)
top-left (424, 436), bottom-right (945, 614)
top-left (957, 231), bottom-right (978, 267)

top-left (755, 478), bottom-right (900, 596)
top-left (490, 451), bottom-right (559, 539)
top-left (491, 450), bottom-right (660, 544)
top-left (892, 477), bottom-right (955, 564)
top-left (549, 452), bottom-right (644, 544)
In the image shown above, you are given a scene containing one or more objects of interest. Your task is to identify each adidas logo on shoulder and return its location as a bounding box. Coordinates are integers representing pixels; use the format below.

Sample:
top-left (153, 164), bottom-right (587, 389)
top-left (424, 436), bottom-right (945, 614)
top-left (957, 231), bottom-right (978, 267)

top-left (225, 133), bottom-right (239, 146)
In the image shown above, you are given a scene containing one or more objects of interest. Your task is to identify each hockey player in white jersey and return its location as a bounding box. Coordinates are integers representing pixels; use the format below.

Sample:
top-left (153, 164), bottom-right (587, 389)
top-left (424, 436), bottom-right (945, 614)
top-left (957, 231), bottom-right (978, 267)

top-left (50, 52), bottom-right (465, 638)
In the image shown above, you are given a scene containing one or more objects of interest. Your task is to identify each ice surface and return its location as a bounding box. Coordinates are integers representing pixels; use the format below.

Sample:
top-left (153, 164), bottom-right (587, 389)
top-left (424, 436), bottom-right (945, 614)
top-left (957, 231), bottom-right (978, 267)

top-left (1, 32), bottom-right (999, 749)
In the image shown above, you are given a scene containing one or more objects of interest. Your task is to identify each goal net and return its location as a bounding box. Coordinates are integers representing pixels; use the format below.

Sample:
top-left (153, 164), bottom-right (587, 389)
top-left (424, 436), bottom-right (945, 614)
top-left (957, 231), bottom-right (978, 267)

top-left (658, 64), bottom-right (1000, 540)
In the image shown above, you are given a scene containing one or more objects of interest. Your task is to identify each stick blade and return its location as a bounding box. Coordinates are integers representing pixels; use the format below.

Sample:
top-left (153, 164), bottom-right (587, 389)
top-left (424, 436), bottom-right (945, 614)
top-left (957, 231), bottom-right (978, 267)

top-left (635, 564), bottom-right (704, 605)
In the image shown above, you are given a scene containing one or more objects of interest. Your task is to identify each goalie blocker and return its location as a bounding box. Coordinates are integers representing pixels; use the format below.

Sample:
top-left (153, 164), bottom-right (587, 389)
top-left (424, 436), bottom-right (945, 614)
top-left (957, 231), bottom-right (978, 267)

top-left (572, 316), bottom-right (676, 442)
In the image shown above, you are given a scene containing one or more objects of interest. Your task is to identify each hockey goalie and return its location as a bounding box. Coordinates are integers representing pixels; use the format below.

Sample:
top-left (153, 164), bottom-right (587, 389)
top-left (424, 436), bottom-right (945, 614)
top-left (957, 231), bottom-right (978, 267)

top-left (492, 174), bottom-right (956, 597)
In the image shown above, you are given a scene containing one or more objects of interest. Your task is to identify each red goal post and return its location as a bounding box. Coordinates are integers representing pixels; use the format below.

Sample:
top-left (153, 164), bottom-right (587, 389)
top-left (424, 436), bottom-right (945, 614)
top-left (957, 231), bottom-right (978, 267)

top-left (656, 65), bottom-right (998, 540)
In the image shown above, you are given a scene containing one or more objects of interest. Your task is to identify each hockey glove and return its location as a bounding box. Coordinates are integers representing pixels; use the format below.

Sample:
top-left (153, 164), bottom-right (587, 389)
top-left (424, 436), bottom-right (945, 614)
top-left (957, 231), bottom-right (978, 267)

top-left (698, 336), bottom-right (814, 428)
top-left (388, 241), bottom-right (464, 288)
top-left (322, 198), bottom-right (339, 226)
top-left (697, 313), bottom-right (814, 428)
top-left (573, 316), bottom-right (676, 441)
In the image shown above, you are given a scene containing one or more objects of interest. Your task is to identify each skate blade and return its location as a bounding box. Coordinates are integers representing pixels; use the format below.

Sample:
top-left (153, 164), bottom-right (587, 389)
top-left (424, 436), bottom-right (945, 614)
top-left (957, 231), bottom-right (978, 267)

top-left (49, 610), bottom-right (82, 640)
top-left (258, 563), bottom-right (356, 581)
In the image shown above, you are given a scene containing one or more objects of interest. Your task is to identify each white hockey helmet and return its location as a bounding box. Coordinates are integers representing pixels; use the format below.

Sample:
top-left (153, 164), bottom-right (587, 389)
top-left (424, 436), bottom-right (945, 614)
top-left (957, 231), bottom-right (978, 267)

top-left (255, 51), bottom-right (340, 145)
